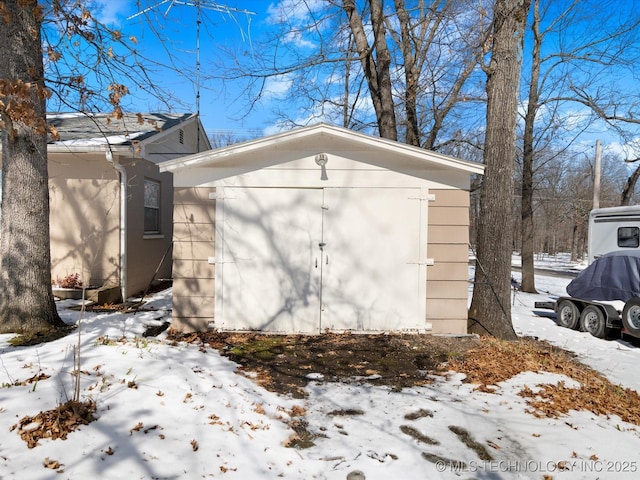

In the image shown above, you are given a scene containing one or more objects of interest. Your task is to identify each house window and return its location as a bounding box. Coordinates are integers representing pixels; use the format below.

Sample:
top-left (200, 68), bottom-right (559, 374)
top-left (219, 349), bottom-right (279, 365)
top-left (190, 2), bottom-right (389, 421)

top-left (618, 227), bottom-right (639, 248)
top-left (144, 179), bottom-right (161, 234)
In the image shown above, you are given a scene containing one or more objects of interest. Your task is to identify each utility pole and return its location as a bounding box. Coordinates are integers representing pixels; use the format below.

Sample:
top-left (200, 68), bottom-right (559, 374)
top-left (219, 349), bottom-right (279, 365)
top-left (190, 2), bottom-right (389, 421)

top-left (128, 1), bottom-right (255, 150)
top-left (593, 139), bottom-right (602, 209)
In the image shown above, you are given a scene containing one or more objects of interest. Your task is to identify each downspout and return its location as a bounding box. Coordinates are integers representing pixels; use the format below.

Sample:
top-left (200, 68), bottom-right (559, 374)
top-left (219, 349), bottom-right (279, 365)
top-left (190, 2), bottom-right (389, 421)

top-left (105, 149), bottom-right (127, 304)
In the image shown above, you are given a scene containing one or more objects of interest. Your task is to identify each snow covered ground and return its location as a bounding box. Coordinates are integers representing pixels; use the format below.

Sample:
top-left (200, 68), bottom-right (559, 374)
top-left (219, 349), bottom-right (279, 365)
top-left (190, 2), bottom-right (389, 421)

top-left (1, 255), bottom-right (640, 479)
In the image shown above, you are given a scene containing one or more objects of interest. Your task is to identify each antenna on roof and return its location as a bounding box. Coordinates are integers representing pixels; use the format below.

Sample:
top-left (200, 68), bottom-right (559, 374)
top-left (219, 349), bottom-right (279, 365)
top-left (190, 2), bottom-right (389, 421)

top-left (128, 1), bottom-right (255, 151)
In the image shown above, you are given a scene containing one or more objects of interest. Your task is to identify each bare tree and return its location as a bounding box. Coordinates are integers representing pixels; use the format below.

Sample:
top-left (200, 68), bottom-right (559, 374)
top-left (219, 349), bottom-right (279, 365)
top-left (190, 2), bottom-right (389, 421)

top-left (468, 0), bottom-right (531, 340)
top-left (0, 0), bottom-right (66, 333)
top-left (517, 0), bottom-right (640, 292)
top-left (208, 129), bottom-right (262, 147)
top-left (386, 0), bottom-right (490, 147)
top-left (522, 146), bottom-right (629, 260)
top-left (0, 1), bottom-right (176, 335)
top-left (519, 0), bottom-right (543, 293)
top-left (621, 160), bottom-right (640, 206)
top-left (566, 163), bottom-right (593, 261)
top-left (343, 0), bottom-right (397, 139)
top-left (218, 0), bottom-right (489, 151)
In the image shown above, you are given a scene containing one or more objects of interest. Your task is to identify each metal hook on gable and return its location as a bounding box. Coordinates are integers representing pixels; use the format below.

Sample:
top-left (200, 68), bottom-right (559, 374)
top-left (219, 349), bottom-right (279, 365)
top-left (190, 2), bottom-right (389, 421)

top-left (315, 153), bottom-right (329, 181)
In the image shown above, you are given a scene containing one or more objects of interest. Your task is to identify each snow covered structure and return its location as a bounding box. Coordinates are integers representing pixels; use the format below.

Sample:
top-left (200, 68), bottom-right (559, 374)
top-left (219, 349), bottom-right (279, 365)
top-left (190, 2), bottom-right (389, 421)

top-left (0, 113), bottom-right (210, 301)
top-left (159, 123), bottom-right (484, 334)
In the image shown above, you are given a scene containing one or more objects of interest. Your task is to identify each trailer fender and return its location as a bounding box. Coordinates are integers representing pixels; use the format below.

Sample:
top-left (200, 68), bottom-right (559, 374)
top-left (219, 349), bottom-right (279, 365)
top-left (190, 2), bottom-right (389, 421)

top-left (599, 303), bottom-right (622, 330)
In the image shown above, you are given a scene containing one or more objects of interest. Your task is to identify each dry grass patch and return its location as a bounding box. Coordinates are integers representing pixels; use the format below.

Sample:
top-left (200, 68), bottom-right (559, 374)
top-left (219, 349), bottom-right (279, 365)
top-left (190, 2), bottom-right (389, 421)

top-left (519, 378), bottom-right (640, 424)
top-left (444, 337), bottom-right (576, 387)
top-left (445, 337), bottom-right (640, 425)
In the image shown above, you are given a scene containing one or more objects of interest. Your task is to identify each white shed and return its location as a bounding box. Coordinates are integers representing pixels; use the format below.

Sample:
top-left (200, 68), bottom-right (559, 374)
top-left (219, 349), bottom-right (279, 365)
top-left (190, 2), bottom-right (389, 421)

top-left (159, 123), bottom-right (484, 334)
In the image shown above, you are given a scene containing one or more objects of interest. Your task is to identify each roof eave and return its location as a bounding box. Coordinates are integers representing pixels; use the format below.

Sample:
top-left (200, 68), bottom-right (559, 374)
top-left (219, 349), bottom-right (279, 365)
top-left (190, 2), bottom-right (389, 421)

top-left (160, 123), bottom-right (484, 176)
top-left (46, 143), bottom-right (133, 154)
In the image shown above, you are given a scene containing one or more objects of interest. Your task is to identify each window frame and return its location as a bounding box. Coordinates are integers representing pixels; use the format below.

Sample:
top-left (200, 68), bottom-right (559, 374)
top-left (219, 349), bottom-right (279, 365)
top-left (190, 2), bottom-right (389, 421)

top-left (617, 226), bottom-right (640, 248)
top-left (143, 178), bottom-right (161, 235)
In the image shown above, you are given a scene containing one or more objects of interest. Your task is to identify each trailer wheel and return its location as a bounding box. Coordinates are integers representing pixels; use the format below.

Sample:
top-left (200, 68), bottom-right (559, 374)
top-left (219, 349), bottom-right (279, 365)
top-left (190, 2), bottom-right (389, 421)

top-left (556, 300), bottom-right (580, 330)
top-left (580, 305), bottom-right (606, 339)
top-left (622, 298), bottom-right (640, 337)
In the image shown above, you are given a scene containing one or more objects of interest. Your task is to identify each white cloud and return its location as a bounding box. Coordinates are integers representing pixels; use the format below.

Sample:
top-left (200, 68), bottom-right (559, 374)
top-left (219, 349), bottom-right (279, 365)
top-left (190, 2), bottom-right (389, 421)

top-left (93, 0), bottom-right (131, 26)
top-left (608, 137), bottom-right (640, 161)
top-left (262, 121), bottom-right (291, 136)
top-left (283, 30), bottom-right (316, 49)
top-left (266, 0), bottom-right (325, 24)
top-left (263, 74), bottom-right (293, 99)
top-left (265, 0), bottom-right (326, 48)
top-left (561, 107), bottom-right (594, 131)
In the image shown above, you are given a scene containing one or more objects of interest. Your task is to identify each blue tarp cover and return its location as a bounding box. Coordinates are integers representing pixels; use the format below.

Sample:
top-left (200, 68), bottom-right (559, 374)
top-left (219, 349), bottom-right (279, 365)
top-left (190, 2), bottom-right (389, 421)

top-left (566, 250), bottom-right (640, 301)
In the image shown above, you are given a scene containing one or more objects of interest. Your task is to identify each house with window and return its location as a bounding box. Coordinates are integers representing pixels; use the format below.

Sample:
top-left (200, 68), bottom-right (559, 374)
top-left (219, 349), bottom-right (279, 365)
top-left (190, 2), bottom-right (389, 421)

top-left (36, 112), bottom-right (209, 301)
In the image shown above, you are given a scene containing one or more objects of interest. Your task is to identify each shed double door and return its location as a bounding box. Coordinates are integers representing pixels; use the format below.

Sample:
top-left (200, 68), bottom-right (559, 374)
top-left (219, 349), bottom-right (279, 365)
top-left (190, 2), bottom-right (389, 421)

top-left (217, 186), bottom-right (426, 333)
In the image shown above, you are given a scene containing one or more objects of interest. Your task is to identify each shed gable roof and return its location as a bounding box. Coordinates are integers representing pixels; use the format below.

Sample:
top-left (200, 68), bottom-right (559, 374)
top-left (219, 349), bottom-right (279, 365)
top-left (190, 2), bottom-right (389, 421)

top-left (159, 123), bottom-right (484, 177)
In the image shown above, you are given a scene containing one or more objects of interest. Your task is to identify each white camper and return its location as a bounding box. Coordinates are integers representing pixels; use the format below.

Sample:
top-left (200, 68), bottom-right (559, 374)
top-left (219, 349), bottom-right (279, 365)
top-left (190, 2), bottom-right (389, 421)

top-left (588, 205), bottom-right (640, 264)
top-left (535, 205), bottom-right (640, 340)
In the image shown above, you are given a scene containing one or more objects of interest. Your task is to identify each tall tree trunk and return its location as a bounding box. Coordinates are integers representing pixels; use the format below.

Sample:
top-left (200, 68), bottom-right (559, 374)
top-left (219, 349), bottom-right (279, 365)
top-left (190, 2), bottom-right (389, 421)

top-left (394, 0), bottom-right (420, 146)
top-left (570, 222), bottom-right (580, 262)
top-left (520, 0), bottom-right (540, 294)
top-left (343, 0), bottom-right (397, 140)
top-left (0, 1), bottom-right (64, 333)
top-left (469, 0), bottom-right (531, 340)
top-left (621, 162), bottom-right (640, 206)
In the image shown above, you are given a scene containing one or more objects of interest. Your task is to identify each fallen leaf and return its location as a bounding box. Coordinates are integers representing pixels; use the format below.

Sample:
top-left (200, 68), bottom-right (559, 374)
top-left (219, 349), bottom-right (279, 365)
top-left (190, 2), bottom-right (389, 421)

top-left (44, 457), bottom-right (62, 469)
top-left (130, 422), bottom-right (144, 435)
top-left (144, 425), bottom-right (159, 434)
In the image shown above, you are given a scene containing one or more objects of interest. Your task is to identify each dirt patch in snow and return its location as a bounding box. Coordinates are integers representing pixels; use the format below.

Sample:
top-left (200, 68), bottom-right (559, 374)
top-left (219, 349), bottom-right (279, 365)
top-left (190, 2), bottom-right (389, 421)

top-left (171, 331), bottom-right (640, 428)
top-left (170, 331), bottom-right (480, 398)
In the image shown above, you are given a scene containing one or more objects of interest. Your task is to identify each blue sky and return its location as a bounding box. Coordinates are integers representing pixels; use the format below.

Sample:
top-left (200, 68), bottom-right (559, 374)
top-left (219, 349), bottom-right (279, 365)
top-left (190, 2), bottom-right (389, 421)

top-left (90, 1), bottom-right (280, 137)
top-left (80, 1), bottom-right (640, 159)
